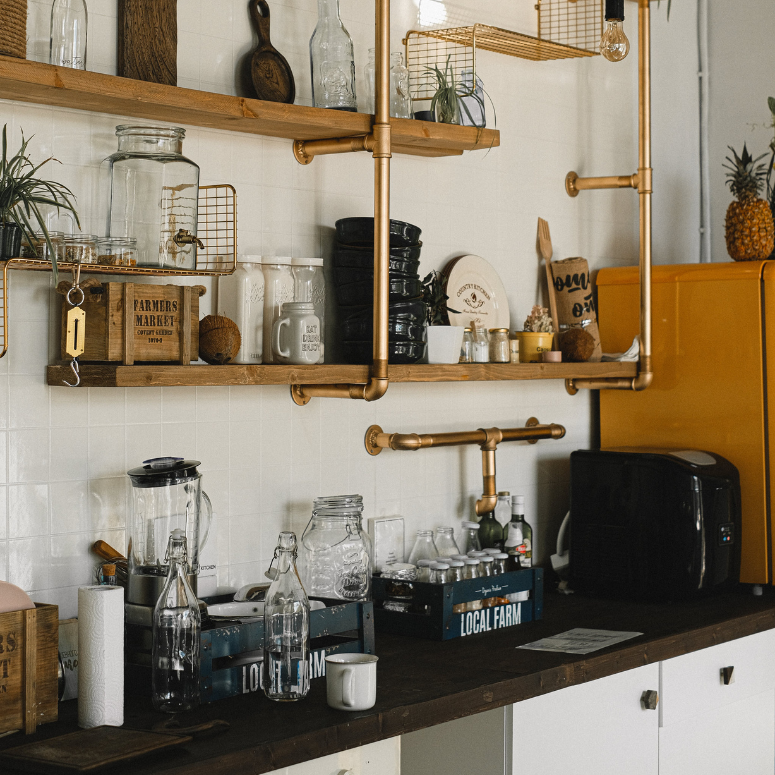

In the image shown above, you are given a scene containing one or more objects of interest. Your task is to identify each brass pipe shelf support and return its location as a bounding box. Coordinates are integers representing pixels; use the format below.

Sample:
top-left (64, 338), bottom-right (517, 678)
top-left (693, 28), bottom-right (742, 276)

top-left (564, 0), bottom-right (653, 395)
top-left (291, 0), bottom-right (392, 405)
top-left (365, 418), bottom-right (566, 516)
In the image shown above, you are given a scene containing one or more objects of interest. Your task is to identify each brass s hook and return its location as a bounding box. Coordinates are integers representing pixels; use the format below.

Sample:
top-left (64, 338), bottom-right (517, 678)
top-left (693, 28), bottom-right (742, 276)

top-left (63, 359), bottom-right (80, 388)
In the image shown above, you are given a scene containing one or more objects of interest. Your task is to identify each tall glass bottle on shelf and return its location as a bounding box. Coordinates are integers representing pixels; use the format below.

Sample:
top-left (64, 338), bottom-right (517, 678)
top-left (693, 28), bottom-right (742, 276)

top-left (390, 52), bottom-right (413, 119)
top-left (263, 532), bottom-right (311, 701)
top-left (152, 529), bottom-right (200, 713)
top-left (478, 511), bottom-right (504, 550)
top-left (364, 48), bottom-right (376, 114)
top-left (50, 0), bottom-right (88, 70)
top-left (309, 0), bottom-right (357, 111)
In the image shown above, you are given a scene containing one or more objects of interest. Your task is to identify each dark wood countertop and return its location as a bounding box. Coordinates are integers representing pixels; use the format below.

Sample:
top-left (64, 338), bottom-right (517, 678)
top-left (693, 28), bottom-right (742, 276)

top-left (4, 589), bottom-right (775, 775)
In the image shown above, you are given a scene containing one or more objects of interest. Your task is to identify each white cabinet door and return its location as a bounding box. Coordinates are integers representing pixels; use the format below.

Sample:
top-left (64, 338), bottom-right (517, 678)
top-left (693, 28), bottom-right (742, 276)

top-left (659, 689), bottom-right (775, 775)
top-left (281, 739), bottom-right (401, 775)
top-left (511, 663), bottom-right (660, 775)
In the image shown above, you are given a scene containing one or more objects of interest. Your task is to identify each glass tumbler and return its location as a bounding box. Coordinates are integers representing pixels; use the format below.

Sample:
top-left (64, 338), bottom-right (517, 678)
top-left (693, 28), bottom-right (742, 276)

top-left (299, 495), bottom-right (373, 601)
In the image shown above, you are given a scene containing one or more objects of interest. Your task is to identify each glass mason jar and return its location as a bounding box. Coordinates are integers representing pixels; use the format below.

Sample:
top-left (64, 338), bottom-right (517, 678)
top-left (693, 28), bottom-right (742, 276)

top-left (309, 0), bottom-right (357, 112)
top-left (473, 327), bottom-right (489, 363)
top-left (261, 256), bottom-right (294, 364)
top-left (50, 0), bottom-right (87, 70)
top-left (460, 327), bottom-right (474, 363)
top-left (390, 52), bottom-right (412, 119)
top-left (97, 237), bottom-right (137, 267)
top-left (22, 230), bottom-right (64, 262)
top-left (102, 126), bottom-right (200, 270)
top-left (489, 328), bottom-right (510, 363)
top-left (364, 48), bottom-right (376, 114)
top-left (64, 234), bottom-right (97, 264)
top-left (292, 258), bottom-right (326, 363)
top-left (299, 495), bottom-right (373, 601)
top-left (407, 529), bottom-right (438, 566)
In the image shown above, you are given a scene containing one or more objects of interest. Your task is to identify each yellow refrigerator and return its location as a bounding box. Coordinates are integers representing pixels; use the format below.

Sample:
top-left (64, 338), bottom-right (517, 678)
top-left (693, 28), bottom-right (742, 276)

top-left (598, 261), bottom-right (775, 585)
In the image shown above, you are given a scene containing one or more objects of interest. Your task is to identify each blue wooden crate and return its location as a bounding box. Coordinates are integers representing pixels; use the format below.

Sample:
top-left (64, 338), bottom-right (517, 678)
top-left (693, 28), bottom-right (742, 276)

top-left (371, 568), bottom-right (543, 641)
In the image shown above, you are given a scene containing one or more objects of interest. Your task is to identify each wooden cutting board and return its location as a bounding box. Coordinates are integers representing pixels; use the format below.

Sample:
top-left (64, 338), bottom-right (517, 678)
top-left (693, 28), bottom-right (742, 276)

top-left (118, 0), bottom-right (177, 86)
top-left (0, 726), bottom-right (192, 774)
top-left (249, 0), bottom-right (295, 103)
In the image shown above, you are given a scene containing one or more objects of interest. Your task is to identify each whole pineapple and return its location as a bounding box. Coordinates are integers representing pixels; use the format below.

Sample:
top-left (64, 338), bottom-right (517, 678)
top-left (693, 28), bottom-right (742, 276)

top-left (724, 144), bottom-right (775, 261)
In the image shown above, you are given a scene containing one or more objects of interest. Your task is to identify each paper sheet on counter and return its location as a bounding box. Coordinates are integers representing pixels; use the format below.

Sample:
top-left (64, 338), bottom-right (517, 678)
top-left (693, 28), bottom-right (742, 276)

top-left (517, 628), bottom-right (643, 655)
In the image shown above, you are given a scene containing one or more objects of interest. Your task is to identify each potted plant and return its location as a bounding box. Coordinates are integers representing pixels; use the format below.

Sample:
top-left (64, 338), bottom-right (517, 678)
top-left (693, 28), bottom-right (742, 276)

top-left (422, 270), bottom-right (463, 364)
top-left (0, 125), bottom-right (80, 276)
top-left (516, 306), bottom-right (555, 363)
top-left (425, 56), bottom-right (495, 128)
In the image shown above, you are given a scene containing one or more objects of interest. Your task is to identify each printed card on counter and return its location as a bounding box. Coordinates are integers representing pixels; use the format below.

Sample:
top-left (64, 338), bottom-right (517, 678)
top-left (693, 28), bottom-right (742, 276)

top-left (517, 628), bottom-right (643, 655)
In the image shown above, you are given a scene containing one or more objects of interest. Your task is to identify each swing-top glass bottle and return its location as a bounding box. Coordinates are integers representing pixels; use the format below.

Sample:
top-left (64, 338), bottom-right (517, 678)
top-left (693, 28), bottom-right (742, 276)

top-left (309, 0), bottom-right (357, 111)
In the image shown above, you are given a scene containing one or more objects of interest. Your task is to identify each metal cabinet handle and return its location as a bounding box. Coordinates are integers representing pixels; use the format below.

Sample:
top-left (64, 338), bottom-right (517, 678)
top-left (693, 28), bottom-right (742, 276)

top-left (721, 666), bottom-right (735, 685)
top-left (641, 690), bottom-right (659, 710)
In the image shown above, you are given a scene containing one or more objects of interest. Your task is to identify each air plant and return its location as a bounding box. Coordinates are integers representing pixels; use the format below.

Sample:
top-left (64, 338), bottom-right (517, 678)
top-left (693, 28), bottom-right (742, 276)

top-left (0, 124), bottom-right (80, 278)
top-left (426, 56), bottom-right (496, 134)
top-left (422, 270), bottom-right (460, 326)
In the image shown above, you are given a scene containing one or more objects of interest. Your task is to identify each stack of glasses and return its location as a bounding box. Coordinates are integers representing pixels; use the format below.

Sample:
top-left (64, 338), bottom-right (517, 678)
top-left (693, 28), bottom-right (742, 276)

top-left (333, 217), bottom-right (426, 364)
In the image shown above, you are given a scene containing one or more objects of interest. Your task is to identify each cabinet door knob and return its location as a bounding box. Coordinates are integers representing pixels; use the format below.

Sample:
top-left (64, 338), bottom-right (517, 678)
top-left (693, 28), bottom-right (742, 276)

top-left (641, 690), bottom-right (659, 710)
top-left (721, 666), bottom-right (735, 685)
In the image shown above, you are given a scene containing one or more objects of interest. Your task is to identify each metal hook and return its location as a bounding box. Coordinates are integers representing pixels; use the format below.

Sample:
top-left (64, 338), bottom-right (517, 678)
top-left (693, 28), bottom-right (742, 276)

top-left (63, 359), bottom-right (80, 388)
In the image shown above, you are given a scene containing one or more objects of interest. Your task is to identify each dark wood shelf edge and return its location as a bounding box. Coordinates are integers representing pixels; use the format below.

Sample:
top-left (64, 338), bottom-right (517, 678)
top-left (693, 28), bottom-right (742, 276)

top-left (45, 362), bottom-right (639, 387)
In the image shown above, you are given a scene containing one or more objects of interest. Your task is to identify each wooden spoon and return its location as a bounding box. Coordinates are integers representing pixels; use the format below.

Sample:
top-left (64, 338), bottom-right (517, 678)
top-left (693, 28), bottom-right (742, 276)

top-left (537, 217), bottom-right (560, 348)
top-left (249, 0), bottom-right (296, 104)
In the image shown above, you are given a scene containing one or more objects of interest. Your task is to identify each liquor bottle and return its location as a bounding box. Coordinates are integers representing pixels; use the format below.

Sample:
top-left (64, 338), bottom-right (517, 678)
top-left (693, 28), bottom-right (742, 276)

top-left (263, 531), bottom-right (311, 701)
top-left (309, 0), bottom-right (357, 111)
top-left (478, 510), bottom-right (504, 550)
top-left (509, 495), bottom-right (533, 568)
top-left (152, 529), bottom-right (200, 713)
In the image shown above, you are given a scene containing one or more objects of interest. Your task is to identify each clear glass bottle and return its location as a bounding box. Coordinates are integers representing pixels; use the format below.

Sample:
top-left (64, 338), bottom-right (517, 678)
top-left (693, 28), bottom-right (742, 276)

top-left (152, 529), bottom-right (200, 713)
top-left (483, 548), bottom-right (501, 556)
top-left (493, 553), bottom-right (509, 576)
top-left (309, 0), bottom-right (357, 112)
top-left (390, 52), bottom-right (412, 119)
top-left (299, 495), bottom-right (373, 601)
top-left (429, 562), bottom-right (449, 584)
top-left (103, 126), bottom-right (200, 270)
top-left (292, 258), bottom-right (326, 363)
top-left (479, 555), bottom-right (494, 577)
top-left (460, 521), bottom-right (481, 553)
top-left (435, 526), bottom-right (459, 557)
top-left (364, 48), bottom-right (376, 114)
top-left (478, 511), bottom-right (504, 550)
top-left (50, 0), bottom-right (87, 70)
top-left (449, 560), bottom-right (465, 613)
top-left (462, 559), bottom-right (483, 612)
top-left (407, 530), bottom-right (439, 566)
top-left (416, 558), bottom-right (433, 583)
top-left (489, 329), bottom-right (510, 363)
top-left (263, 531), bottom-right (311, 701)
top-left (218, 256), bottom-right (265, 364)
top-left (460, 328), bottom-right (474, 363)
top-left (261, 257), bottom-right (294, 364)
top-left (494, 492), bottom-right (511, 530)
top-left (473, 326), bottom-right (489, 363)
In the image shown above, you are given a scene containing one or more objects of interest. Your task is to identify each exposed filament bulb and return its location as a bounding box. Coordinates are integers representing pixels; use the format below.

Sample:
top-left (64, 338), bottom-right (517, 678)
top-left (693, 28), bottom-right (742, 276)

top-left (600, 19), bottom-right (630, 62)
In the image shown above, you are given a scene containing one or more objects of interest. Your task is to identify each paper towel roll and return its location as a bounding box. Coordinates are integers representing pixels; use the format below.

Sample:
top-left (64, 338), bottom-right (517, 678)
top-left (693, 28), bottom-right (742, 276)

top-left (78, 585), bottom-right (124, 728)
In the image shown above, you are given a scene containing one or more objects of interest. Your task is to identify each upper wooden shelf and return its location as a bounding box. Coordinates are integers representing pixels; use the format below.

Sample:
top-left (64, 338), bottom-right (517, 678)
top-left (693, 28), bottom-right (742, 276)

top-left (46, 362), bottom-right (637, 388)
top-left (0, 57), bottom-right (499, 158)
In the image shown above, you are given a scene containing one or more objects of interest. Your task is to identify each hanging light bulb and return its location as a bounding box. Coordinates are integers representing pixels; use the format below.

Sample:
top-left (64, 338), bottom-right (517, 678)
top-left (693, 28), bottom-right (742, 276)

top-left (600, 0), bottom-right (630, 62)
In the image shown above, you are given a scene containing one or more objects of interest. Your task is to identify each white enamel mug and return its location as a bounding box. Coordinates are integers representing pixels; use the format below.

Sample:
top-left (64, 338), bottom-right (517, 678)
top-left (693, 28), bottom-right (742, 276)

top-left (325, 653), bottom-right (378, 711)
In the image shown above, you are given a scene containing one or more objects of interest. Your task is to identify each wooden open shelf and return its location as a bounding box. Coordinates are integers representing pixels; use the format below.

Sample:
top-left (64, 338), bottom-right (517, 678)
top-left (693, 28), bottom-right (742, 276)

top-left (0, 57), bottom-right (498, 158)
top-left (46, 362), bottom-right (637, 388)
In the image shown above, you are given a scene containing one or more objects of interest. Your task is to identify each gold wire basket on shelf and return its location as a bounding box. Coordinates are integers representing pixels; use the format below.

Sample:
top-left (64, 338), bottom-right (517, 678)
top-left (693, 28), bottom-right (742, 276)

top-left (405, 0), bottom-right (601, 103)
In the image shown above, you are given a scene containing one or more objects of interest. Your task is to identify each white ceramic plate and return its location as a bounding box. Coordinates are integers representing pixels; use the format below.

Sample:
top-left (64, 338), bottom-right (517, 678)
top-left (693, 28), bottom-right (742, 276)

top-left (442, 255), bottom-right (510, 331)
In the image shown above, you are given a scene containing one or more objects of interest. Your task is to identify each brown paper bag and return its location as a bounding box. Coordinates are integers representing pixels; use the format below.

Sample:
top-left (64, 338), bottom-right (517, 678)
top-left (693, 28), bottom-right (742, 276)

top-left (550, 257), bottom-right (601, 361)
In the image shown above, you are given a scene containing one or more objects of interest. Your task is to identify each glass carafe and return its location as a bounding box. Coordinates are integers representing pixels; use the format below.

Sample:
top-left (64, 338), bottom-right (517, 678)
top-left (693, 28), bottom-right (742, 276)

top-left (309, 0), bottom-right (357, 111)
top-left (102, 126), bottom-right (200, 269)
top-left (126, 458), bottom-right (212, 606)
top-left (263, 532), bottom-right (311, 701)
top-left (50, 0), bottom-right (87, 69)
top-left (299, 495), bottom-right (373, 601)
top-left (152, 529), bottom-right (200, 713)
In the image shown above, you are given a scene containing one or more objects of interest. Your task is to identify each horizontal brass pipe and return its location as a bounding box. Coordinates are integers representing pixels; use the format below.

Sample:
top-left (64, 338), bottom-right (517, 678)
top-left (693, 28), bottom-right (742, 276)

top-left (565, 171), bottom-right (639, 197)
top-left (293, 135), bottom-right (373, 165)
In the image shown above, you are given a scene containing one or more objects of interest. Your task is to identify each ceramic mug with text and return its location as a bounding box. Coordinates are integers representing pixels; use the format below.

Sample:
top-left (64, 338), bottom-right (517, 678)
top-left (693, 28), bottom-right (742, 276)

top-left (271, 302), bottom-right (321, 364)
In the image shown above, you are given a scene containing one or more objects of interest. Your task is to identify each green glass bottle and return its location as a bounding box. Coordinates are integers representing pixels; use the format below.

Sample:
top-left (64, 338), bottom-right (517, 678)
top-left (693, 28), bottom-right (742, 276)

top-left (477, 511), bottom-right (504, 550)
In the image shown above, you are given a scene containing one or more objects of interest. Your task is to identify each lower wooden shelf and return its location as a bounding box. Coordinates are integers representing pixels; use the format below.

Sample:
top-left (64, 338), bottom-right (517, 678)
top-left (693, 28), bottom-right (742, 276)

top-left (46, 362), bottom-right (638, 388)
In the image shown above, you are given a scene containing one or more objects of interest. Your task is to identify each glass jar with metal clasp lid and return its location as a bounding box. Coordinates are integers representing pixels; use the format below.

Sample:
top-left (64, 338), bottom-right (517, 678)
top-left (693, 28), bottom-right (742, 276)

top-left (299, 495), bottom-right (373, 601)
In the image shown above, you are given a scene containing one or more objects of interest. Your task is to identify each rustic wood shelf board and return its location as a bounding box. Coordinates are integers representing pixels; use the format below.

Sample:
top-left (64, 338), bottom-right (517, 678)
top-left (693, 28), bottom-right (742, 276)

top-left (0, 57), bottom-right (498, 157)
top-left (46, 362), bottom-right (638, 387)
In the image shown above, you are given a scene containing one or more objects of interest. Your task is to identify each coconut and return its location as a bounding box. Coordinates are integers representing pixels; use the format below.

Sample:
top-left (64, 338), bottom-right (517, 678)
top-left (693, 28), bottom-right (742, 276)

top-left (199, 315), bottom-right (241, 364)
top-left (559, 327), bottom-right (595, 363)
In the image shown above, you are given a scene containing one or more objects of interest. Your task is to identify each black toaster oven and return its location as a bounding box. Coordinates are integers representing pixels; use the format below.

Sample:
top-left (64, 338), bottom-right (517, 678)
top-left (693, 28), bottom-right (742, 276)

top-left (569, 448), bottom-right (741, 601)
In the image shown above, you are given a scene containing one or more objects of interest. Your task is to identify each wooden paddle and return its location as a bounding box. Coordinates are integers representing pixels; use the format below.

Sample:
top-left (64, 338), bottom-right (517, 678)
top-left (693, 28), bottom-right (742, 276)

top-left (249, 0), bottom-right (296, 104)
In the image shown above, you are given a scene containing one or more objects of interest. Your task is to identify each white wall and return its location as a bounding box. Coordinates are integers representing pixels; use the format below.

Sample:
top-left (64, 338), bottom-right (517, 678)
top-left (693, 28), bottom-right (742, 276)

top-left (0, 0), bottom-right (641, 617)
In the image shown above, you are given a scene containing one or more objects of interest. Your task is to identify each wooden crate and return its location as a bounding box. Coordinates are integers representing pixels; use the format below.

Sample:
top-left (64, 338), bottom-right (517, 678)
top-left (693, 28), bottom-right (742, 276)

top-left (372, 568), bottom-right (543, 641)
top-left (0, 604), bottom-right (59, 735)
top-left (59, 281), bottom-right (205, 364)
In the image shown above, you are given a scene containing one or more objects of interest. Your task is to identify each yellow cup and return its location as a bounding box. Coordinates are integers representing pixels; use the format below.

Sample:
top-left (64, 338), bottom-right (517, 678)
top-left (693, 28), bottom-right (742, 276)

top-left (516, 332), bottom-right (554, 363)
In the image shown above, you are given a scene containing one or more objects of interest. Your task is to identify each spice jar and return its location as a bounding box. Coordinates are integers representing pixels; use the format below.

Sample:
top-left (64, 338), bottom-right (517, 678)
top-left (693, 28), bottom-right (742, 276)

top-left (64, 234), bottom-right (97, 264)
top-left (509, 337), bottom-right (520, 364)
top-left (462, 559), bottom-right (484, 612)
top-left (97, 237), bottom-right (137, 267)
top-left (460, 328), bottom-right (474, 363)
top-left (22, 230), bottom-right (64, 262)
top-left (472, 326), bottom-right (489, 363)
top-left (489, 328), bottom-right (510, 363)
top-left (382, 563), bottom-right (417, 613)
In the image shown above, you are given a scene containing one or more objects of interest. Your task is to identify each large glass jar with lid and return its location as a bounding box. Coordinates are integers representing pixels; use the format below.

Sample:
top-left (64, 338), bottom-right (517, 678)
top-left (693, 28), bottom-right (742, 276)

top-left (299, 495), bottom-right (373, 601)
top-left (102, 126), bottom-right (200, 270)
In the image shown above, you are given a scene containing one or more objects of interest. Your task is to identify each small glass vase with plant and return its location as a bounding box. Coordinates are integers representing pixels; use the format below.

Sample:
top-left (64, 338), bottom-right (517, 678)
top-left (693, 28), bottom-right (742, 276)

top-left (425, 55), bottom-right (495, 129)
top-left (0, 125), bottom-right (80, 277)
top-left (422, 269), bottom-right (463, 364)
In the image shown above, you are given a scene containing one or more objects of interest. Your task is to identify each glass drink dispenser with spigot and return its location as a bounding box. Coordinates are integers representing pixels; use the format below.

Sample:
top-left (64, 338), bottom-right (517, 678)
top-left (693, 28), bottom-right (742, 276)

top-left (127, 458), bottom-right (212, 606)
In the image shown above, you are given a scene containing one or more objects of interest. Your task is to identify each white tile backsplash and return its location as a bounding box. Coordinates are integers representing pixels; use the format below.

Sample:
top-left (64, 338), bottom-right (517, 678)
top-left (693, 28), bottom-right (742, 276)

top-left (5, 0), bottom-right (641, 617)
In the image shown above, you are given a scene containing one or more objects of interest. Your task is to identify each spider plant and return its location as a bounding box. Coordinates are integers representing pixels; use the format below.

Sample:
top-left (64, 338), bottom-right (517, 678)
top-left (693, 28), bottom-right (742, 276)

top-left (0, 124), bottom-right (80, 278)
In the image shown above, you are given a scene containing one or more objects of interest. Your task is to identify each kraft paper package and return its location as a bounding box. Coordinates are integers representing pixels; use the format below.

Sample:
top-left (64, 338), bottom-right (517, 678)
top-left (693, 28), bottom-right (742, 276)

top-left (550, 257), bottom-right (602, 362)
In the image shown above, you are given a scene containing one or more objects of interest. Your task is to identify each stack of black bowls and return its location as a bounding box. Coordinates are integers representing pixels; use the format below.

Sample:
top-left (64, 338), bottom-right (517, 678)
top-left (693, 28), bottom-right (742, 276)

top-left (334, 217), bottom-right (427, 364)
